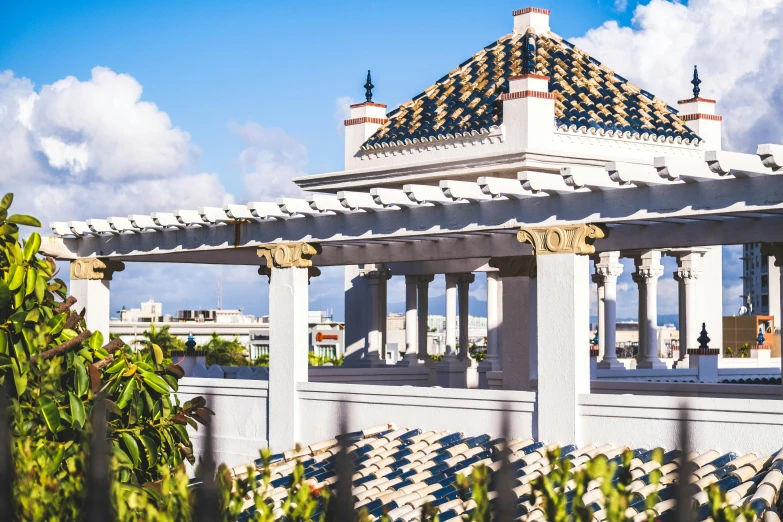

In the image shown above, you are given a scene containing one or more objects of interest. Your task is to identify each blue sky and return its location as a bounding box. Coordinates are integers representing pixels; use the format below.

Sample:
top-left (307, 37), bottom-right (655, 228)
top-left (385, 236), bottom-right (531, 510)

top-left (2, 0), bottom-right (780, 321)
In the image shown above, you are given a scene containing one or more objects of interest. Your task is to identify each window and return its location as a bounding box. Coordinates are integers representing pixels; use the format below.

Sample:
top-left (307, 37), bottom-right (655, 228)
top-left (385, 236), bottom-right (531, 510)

top-left (763, 256), bottom-right (769, 268)
top-left (762, 295), bottom-right (769, 307)
top-left (762, 275), bottom-right (769, 288)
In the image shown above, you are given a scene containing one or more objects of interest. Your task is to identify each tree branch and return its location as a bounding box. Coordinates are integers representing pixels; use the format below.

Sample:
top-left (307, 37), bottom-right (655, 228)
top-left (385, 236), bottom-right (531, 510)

top-left (32, 330), bottom-right (92, 363)
top-left (63, 309), bottom-right (84, 331)
top-left (53, 296), bottom-right (77, 315)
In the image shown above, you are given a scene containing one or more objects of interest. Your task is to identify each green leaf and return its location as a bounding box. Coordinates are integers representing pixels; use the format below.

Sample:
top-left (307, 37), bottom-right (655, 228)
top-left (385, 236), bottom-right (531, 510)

top-left (0, 355), bottom-right (11, 368)
top-left (60, 328), bottom-right (78, 341)
top-left (151, 343), bottom-right (163, 364)
top-left (7, 214), bottom-right (41, 227)
top-left (140, 371), bottom-right (169, 395)
top-left (88, 331), bottom-right (104, 351)
top-left (12, 339), bottom-right (28, 365)
top-left (104, 399), bottom-right (122, 417)
top-left (24, 266), bottom-right (36, 296)
top-left (34, 275), bottom-right (46, 302)
top-left (164, 364), bottom-right (185, 379)
top-left (38, 397), bottom-right (61, 433)
top-left (0, 193), bottom-right (13, 211)
top-left (8, 266), bottom-right (24, 291)
top-left (162, 374), bottom-right (178, 392)
top-left (0, 330), bottom-right (7, 355)
top-left (68, 392), bottom-right (86, 429)
top-left (0, 280), bottom-right (10, 305)
top-left (73, 356), bottom-right (88, 397)
top-left (138, 435), bottom-right (158, 467)
top-left (116, 378), bottom-right (137, 409)
top-left (47, 313), bottom-right (67, 336)
top-left (23, 232), bottom-right (41, 261)
top-left (11, 360), bottom-right (26, 397)
top-left (106, 358), bottom-right (127, 374)
top-left (120, 433), bottom-right (141, 467)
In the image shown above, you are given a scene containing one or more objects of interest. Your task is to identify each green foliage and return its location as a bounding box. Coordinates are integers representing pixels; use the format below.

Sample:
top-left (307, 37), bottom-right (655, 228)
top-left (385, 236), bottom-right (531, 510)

top-left (137, 323), bottom-right (186, 360)
top-left (308, 352), bottom-right (344, 367)
top-left (428, 353), bottom-right (444, 362)
top-left (201, 333), bottom-right (250, 366)
top-left (0, 193), bottom-right (210, 517)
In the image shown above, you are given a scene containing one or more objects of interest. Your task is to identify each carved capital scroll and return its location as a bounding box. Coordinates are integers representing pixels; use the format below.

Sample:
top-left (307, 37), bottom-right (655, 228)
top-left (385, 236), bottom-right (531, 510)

top-left (258, 264), bottom-right (320, 284)
top-left (517, 224), bottom-right (607, 256)
top-left (489, 256), bottom-right (537, 277)
top-left (70, 258), bottom-right (125, 281)
top-left (257, 242), bottom-right (321, 268)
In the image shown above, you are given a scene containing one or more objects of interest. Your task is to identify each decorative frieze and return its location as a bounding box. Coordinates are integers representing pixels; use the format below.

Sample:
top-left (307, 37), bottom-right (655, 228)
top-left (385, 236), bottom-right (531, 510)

top-left (517, 224), bottom-right (607, 256)
top-left (489, 256), bottom-right (537, 277)
top-left (70, 258), bottom-right (125, 281)
top-left (257, 242), bottom-right (321, 268)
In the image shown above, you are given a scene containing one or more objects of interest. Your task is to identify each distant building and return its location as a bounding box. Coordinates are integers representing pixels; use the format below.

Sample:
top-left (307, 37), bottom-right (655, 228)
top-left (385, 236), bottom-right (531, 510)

top-left (111, 300), bottom-right (344, 360)
top-left (741, 243), bottom-right (781, 326)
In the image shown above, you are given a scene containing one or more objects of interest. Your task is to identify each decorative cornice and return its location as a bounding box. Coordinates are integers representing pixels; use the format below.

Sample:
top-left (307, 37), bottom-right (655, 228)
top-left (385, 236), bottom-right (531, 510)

top-left (257, 242), bottom-right (321, 268)
top-left (489, 256), bottom-right (537, 277)
top-left (517, 224), bottom-right (607, 256)
top-left (359, 125), bottom-right (503, 155)
top-left (508, 74), bottom-right (550, 81)
top-left (500, 90), bottom-right (556, 101)
top-left (681, 113), bottom-right (722, 122)
top-left (593, 260), bottom-right (623, 283)
top-left (513, 7), bottom-right (550, 15)
top-left (674, 268), bottom-right (701, 281)
top-left (632, 265), bottom-right (664, 282)
top-left (345, 117), bottom-right (389, 126)
top-left (678, 97), bottom-right (717, 104)
top-left (349, 102), bottom-right (387, 109)
top-left (70, 258), bottom-right (125, 281)
top-left (554, 124), bottom-right (702, 147)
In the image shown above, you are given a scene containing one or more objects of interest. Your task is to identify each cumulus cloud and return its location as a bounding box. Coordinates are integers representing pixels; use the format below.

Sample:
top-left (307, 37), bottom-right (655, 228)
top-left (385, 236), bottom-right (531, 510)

top-left (229, 121), bottom-right (306, 202)
top-left (0, 67), bottom-right (229, 224)
top-left (572, 0), bottom-right (783, 152)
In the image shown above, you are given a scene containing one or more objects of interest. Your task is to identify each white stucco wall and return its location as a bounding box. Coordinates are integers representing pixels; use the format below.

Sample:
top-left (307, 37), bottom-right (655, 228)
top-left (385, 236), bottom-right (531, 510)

top-left (579, 393), bottom-right (783, 455)
top-left (296, 382), bottom-right (536, 448)
top-left (179, 377), bottom-right (268, 468)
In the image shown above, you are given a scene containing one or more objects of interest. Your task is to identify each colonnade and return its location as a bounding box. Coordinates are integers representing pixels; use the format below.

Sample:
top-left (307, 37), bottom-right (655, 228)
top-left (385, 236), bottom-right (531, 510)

top-left (592, 247), bottom-right (722, 370)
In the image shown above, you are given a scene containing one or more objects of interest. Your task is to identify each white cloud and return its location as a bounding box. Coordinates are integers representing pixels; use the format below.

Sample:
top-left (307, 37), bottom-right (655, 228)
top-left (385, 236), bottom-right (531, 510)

top-left (572, 0), bottom-right (783, 152)
top-left (614, 0), bottom-right (629, 12)
top-left (0, 67), bottom-right (229, 225)
top-left (229, 121), bottom-right (306, 202)
top-left (334, 96), bottom-right (355, 136)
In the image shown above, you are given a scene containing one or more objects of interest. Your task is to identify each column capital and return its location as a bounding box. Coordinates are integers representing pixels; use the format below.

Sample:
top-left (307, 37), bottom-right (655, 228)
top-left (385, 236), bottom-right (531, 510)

top-left (761, 243), bottom-right (783, 267)
top-left (456, 273), bottom-right (475, 286)
top-left (70, 258), bottom-right (125, 281)
top-left (632, 265), bottom-right (664, 282)
top-left (593, 261), bottom-right (624, 284)
top-left (489, 256), bottom-right (537, 277)
top-left (259, 265), bottom-right (320, 283)
top-left (674, 267), bottom-right (700, 282)
top-left (518, 223), bottom-right (608, 256)
top-left (257, 242), bottom-right (321, 268)
top-left (416, 274), bottom-right (435, 287)
top-left (361, 268), bottom-right (392, 282)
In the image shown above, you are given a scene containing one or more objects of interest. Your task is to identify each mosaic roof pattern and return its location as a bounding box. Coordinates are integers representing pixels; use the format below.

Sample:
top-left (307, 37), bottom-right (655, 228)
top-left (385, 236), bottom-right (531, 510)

top-left (233, 424), bottom-right (782, 521)
top-left (363, 32), bottom-right (700, 149)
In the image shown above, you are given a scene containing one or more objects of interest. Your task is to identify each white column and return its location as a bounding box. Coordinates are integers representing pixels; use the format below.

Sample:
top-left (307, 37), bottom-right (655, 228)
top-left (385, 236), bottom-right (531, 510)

top-left (633, 251), bottom-right (666, 369)
top-left (436, 274), bottom-right (467, 388)
top-left (268, 265), bottom-right (309, 451)
top-left (675, 252), bottom-right (702, 354)
top-left (69, 258), bottom-right (124, 343)
top-left (478, 272), bottom-right (501, 388)
top-left (592, 276), bottom-right (605, 356)
top-left (457, 273), bottom-right (474, 360)
top-left (399, 275), bottom-right (419, 365)
top-left (417, 275), bottom-right (434, 360)
top-left (594, 252), bottom-right (624, 370)
top-left (760, 243), bottom-right (783, 397)
top-left (536, 253), bottom-right (590, 444)
top-left (361, 269), bottom-right (389, 366)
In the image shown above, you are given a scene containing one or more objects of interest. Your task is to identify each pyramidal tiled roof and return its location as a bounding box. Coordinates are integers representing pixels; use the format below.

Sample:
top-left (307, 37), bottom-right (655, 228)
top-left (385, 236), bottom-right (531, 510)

top-left (363, 31), bottom-right (700, 149)
top-left (233, 424), bottom-right (783, 521)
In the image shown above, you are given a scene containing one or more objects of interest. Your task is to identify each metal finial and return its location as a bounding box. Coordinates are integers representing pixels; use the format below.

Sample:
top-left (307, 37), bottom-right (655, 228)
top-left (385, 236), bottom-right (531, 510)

top-left (691, 65), bottom-right (701, 99)
top-left (364, 70), bottom-right (374, 103)
top-left (757, 327), bottom-right (765, 347)
top-left (186, 332), bottom-right (197, 354)
top-left (697, 322), bottom-right (710, 349)
top-left (522, 30), bottom-right (538, 75)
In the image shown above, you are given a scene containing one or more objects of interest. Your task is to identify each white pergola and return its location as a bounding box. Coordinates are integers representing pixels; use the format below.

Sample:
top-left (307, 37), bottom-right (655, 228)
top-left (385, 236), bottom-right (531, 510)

top-left (43, 143), bottom-right (783, 449)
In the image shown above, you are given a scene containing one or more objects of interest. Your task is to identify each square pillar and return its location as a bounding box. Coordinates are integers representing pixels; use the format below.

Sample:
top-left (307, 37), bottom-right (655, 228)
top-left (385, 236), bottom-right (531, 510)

top-left (518, 224), bottom-right (606, 445)
top-left (417, 275), bottom-right (435, 360)
top-left (632, 250), bottom-right (666, 370)
top-left (69, 258), bottom-right (124, 343)
top-left (457, 273), bottom-right (475, 360)
top-left (258, 243), bottom-right (318, 451)
top-left (478, 271), bottom-right (502, 388)
top-left (761, 243), bottom-right (783, 397)
top-left (535, 252), bottom-right (590, 444)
